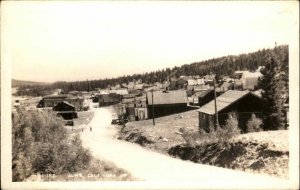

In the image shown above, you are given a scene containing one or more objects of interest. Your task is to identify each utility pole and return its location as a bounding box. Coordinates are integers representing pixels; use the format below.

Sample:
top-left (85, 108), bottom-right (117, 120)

top-left (151, 90), bottom-right (155, 126)
top-left (213, 76), bottom-right (219, 130)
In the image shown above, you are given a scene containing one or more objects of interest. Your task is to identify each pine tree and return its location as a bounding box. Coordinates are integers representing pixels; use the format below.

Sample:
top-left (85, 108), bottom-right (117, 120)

top-left (258, 47), bottom-right (288, 130)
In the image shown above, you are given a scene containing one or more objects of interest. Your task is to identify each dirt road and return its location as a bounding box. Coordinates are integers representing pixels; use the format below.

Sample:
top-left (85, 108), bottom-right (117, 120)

top-left (80, 106), bottom-right (290, 188)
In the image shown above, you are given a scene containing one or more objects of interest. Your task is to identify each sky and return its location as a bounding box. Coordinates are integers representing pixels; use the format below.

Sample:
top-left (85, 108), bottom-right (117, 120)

top-left (2, 1), bottom-right (298, 83)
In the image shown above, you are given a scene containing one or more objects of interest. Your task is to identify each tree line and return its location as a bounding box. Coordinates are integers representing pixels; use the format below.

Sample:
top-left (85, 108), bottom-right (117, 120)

top-left (15, 45), bottom-right (288, 96)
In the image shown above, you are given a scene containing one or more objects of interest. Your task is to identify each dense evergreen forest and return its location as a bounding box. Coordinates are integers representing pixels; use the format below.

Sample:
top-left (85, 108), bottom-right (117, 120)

top-left (15, 45), bottom-right (288, 96)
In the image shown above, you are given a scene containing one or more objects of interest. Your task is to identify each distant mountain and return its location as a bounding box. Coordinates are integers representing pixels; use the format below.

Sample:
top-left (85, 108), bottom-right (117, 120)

top-left (12, 79), bottom-right (49, 87)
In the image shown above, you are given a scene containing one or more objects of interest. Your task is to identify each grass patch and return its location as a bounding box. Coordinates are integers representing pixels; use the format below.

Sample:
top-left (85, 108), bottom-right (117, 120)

top-left (32, 157), bottom-right (135, 181)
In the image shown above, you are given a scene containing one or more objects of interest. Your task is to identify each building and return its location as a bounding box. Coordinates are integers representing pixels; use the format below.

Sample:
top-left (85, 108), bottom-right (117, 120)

top-left (197, 90), bottom-right (263, 132)
top-left (198, 89), bottom-right (216, 107)
top-left (98, 93), bottom-right (122, 107)
top-left (235, 70), bottom-right (262, 90)
top-left (40, 95), bottom-right (85, 111)
top-left (53, 101), bottom-right (78, 120)
top-left (218, 82), bottom-right (234, 92)
top-left (99, 89), bottom-right (128, 96)
top-left (121, 95), bottom-right (148, 121)
top-left (147, 90), bottom-right (193, 118)
top-left (65, 97), bottom-right (85, 111)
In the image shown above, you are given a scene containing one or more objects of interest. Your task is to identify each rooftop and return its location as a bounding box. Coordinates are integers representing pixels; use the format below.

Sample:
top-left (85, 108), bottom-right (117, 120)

top-left (197, 90), bottom-right (260, 115)
top-left (147, 90), bottom-right (187, 105)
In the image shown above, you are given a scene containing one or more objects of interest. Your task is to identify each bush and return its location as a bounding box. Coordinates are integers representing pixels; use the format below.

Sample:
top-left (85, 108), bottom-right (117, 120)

top-left (221, 112), bottom-right (241, 139)
top-left (12, 107), bottom-right (91, 181)
top-left (246, 114), bottom-right (263, 133)
top-left (181, 112), bottom-right (241, 147)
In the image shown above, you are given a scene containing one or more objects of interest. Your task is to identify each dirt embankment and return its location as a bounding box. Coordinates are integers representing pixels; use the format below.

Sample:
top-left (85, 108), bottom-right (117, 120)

top-left (118, 123), bottom-right (289, 179)
top-left (168, 138), bottom-right (289, 179)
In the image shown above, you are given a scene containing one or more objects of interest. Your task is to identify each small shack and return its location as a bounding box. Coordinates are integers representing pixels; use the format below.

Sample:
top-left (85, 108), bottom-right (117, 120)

top-left (197, 90), bottom-right (263, 133)
top-left (53, 101), bottom-right (78, 120)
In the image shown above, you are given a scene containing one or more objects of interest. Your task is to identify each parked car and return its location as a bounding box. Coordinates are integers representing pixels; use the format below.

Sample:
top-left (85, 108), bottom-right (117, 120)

top-left (65, 120), bottom-right (74, 126)
top-left (111, 118), bottom-right (128, 125)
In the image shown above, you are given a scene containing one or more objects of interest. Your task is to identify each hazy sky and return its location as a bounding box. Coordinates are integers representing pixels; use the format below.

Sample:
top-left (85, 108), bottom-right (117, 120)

top-left (2, 1), bottom-right (298, 82)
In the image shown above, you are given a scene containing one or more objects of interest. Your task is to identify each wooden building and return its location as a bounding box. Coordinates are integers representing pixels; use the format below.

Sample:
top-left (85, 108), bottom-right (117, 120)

top-left (198, 89), bottom-right (216, 107)
top-left (41, 95), bottom-right (85, 111)
top-left (147, 90), bottom-right (193, 118)
top-left (197, 90), bottom-right (263, 133)
top-left (218, 82), bottom-right (234, 92)
top-left (98, 93), bottom-right (122, 107)
top-left (121, 95), bottom-right (148, 121)
top-left (53, 101), bottom-right (78, 120)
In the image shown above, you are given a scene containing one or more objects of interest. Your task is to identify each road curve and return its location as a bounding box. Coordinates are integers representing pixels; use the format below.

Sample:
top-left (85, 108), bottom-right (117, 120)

top-left (81, 106), bottom-right (290, 189)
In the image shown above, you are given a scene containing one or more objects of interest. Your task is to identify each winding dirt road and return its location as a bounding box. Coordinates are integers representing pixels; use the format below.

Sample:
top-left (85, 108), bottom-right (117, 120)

top-left (80, 106), bottom-right (290, 188)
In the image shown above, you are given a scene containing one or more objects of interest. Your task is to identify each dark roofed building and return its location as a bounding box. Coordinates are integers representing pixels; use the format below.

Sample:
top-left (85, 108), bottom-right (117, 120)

top-left (53, 101), bottom-right (78, 120)
top-left (41, 95), bottom-right (84, 111)
top-left (198, 89), bottom-right (216, 107)
top-left (197, 90), bottom-right (263, 132)
top-left (147, 90), bottom-right (194, 118)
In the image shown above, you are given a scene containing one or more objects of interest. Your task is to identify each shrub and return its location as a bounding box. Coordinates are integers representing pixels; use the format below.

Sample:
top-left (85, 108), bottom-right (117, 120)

top-left (246, 114), bottom-right (263, 133)
top-left (12, 107), bottom-right (91, 181)
top-left (221, 112), bottom-right (241, 139)
top-left (181, 113), bottom-right (241, 147)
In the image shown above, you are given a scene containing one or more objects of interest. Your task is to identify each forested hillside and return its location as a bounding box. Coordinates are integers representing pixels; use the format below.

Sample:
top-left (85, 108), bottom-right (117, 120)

top-left (12, 79), bottom-right (49, 88)
top-left (14, 45), bottom-right (288, 96)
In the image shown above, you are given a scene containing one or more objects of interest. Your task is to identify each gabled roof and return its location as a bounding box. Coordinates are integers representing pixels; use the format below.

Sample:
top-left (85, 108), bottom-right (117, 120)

top-left (147, 90), bottom-right (187, 105)
top-left (54, 101), bottom-right (75, 108)
top-left (197, 90), bottom-right (260, 115)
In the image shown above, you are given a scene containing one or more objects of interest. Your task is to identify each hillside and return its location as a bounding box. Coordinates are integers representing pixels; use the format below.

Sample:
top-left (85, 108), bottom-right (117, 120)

top-left (51, 45), bottom-right (288, 91)
top-left (12, 79), bottom-right (49, 87)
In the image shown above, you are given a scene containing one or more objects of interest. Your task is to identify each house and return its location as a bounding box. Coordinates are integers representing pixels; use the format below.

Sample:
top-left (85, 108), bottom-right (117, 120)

top-left (176, 78), bottom-right (188, 89)
top-left (53, 101), bottom-right (78, 120)
top-left (197, 89), bottom-right (216, 107)
top-left (187, 79), bottom-right (205, 86)
top-left (218, 82), bottom-right (234, 92)
top-left (187, 84), bottom-right (209, 96)
top-left (99, 93), bottom-right (122, 107)
top-left (147, 90), bottom-right (193, 118)
top-left (66, 97), bottom-right (85, 111)
top-left (197, 90), bottom-right (263, 133)
top-left (42, 95), bottom-right (68, 107)
top-left (169, 77), bottom-right (178, 90)
top-left (127, 82), bottom-right (135, 90)
top-left (203, 74), bottom-right (215, 83)
top-left (121, 95), bottom-right (148, 121)
top-left (234, 70), bottom-right (262, 90)
top-left (193, 84), bottom-right (209, 92)
top-left (41, 95), bottom-right (85, 111)
top-left (169, 77), bottom-right (189, 90)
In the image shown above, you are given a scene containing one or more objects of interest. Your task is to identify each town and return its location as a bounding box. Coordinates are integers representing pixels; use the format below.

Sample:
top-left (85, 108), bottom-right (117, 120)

top-left (11, 45), bottom-right (290, 183)
top-left (15, 65), bottom-right (272, 131)
top-left (5, 2), bottom-right (297, 189)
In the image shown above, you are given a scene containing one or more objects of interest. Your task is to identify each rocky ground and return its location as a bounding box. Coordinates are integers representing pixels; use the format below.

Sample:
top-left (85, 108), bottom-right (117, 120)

top-left (117, 111), bottom-right (289, 179)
